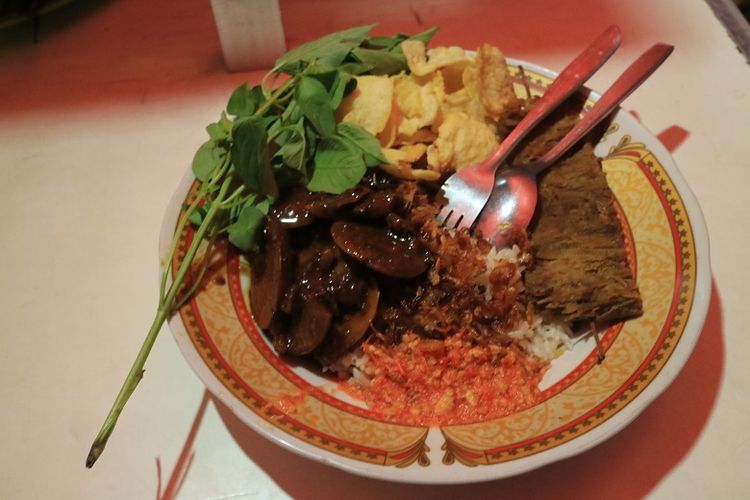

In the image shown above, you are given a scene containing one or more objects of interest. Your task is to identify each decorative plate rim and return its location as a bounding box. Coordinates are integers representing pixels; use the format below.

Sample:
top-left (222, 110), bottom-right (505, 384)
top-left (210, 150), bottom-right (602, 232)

top-left (161, 59), bottom-right (712, 484)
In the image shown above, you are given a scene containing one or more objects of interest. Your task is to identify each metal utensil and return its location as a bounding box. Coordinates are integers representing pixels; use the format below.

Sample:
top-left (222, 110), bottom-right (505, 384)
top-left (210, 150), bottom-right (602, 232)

top-left (474, 43), bottom-right (674, 247)
top-left (436, 25), bottom-right (622, 230)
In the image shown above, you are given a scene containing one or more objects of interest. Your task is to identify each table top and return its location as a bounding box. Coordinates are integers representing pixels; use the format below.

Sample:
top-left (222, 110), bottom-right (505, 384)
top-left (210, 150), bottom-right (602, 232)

top-left (1, 0), bottom-right (748, 498)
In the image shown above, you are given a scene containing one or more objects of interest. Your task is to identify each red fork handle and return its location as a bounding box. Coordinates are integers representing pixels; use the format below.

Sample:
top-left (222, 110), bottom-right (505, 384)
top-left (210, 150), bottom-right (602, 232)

top-left (528, 43), bottom-right (675, 174)
top-left (482, 24), bottom-right (622, 171)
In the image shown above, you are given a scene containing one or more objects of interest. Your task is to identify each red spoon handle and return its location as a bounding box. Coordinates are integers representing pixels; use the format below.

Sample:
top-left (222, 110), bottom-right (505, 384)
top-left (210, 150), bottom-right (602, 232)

top-left (483, 25), bottom-right (622, 170)
top-left (530, 43), bottom-right (674, 174)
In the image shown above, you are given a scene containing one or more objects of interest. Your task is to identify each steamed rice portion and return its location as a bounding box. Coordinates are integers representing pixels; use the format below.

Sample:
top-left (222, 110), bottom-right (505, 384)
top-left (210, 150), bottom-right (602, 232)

top-left (331, 228), bottom-right (573, 425)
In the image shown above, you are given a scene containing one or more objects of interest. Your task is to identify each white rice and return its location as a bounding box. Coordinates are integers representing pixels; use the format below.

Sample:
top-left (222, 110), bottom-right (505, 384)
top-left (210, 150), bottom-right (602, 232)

top-left (326, 241), bottom-right (573, 376)
top-left (507, 318), bottom-right (573, 361)
top-left (325, 347), bottom-right (370, 383)
top-left (483, 244), bottom-right (573, 361)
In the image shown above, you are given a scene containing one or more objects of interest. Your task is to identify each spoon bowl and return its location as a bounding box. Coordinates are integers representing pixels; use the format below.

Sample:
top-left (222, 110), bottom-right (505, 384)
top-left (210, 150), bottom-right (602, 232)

top-left (475, 43), bottom-right (674, 247)
top-left (476, 168), bottom-right (538, 246)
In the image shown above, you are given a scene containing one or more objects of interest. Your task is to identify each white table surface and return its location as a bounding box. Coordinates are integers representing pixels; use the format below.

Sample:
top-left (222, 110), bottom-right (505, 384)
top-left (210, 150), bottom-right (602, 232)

top-left (1, 0), bottom-right (749, 498)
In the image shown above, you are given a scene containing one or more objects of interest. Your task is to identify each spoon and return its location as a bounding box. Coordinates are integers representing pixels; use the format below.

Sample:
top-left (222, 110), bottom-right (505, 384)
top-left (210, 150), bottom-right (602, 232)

top-left (474, 43), bottom-right (674, 247)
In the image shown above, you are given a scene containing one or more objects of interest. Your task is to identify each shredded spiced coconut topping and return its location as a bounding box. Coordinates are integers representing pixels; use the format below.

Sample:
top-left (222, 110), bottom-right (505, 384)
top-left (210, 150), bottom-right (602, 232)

top-left (349, 332), bottom-right (546, 425)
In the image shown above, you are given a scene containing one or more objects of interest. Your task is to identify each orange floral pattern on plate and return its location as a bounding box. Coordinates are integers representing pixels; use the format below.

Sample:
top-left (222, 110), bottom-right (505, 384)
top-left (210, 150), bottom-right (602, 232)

top-left (171, 67), bottom-right (697, 469)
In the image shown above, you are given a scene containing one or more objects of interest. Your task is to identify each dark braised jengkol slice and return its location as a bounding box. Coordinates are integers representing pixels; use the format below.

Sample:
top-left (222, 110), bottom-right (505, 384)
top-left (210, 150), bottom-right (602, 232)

top-left (352, 190), bottom-right (403, 219)
top-left (272, 299), bottom-right (332, 356)
top-left (316, 280), bottom-right (380, 365)
top-left (275, 186), bottom-right (370, 228)
top-left (249, 217), bottom-right (291, 329)
top-left (248, 173), bottom-right (434, 361)
top-left (330, 221), bottom-right (430, 278)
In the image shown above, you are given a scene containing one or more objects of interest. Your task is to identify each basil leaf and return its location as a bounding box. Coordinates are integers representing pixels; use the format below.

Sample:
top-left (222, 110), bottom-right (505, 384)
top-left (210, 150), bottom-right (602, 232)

top-left (351, 47), bottom-right (407, 75)
top-left (273, 24), bottom-right (375, 74)
top-left (328, 70), bottom-right (352, 110)
top-left (296, 76), bottom-right (336, 138)
top-left (387, 27), bottom-right (439, 62)
top-left (337, 122), bottom-right (387, 166)
top-left (231, 117), bottom-right (278, 198)
top-left (188, 198), bottom-right (228, 229)
top-left (364, 28), bottom-right (436, 53)
top-left (206, 112), bottom-right (233, 141)
top-left (337, 62), bottom-right (373, 75)
top-left (188, 205), bottom-right (208, 225)
top-left (277, 120), bottom-right (307, 170)
top-left (366, 34), bottom-right (407, 50)
top-left (227, 84), bottom-right (265, 117)
top-left (192, 140), bottom-right (227, 182)
top-left (405, 27), bottom-right (438, 45)
top-left (308, 136), bottom-right (366, 194)
top-left (304, 63), bottom-right (339, 90)
top-left (229, 193), bottom-right (255, 220)
top-left (278, 137), bottom-right (306, 170)
top-left (280, 100), bottom-right (302, 126)
top-left (227, 198), bottom-right (271, 252)
top-left (304, 123), bottom-right (318, 161)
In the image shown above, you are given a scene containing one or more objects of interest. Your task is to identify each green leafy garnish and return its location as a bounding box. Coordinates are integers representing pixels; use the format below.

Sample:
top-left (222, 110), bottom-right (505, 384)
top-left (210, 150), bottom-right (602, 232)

top-left (309, 136), bottom-right (367, 193)
top-left (273, 24), bottom-right (374, 73)
top-left (227, 83), bottom-right (265, 117)
top-left (228, 197), bottom-right (272, 251)
top-left (86, 24), bottom-right (438, 468)
top-left (296, 76), bottom-right (336, 138)
top-left (337, 122), bottom-right (388, 166)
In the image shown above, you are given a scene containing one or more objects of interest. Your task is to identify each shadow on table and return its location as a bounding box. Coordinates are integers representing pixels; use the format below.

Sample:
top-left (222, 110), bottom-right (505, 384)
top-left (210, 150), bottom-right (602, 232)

top-left (211, 281), bottom-right (723, 500)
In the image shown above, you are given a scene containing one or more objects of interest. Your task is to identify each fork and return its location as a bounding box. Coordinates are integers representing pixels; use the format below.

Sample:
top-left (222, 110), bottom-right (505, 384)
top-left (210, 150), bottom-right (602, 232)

top-left (436, 24), bottom-right (622, 230)
top-left (474, 43), bottom-right (675, 247)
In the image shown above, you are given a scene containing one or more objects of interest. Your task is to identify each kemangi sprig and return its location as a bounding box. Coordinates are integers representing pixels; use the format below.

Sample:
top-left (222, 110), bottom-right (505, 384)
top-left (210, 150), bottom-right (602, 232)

top-left (86, 24), bottom-right (436, 467)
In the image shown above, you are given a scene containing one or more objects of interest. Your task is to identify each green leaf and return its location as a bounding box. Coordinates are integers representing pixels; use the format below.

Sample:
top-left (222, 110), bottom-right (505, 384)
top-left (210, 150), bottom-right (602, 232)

top-left (405, 27), bottom-right (438, 45)
top-left (278, 138), bottom-right (305, 170)
top-left (231, 117), bottom-right (278, 198)
top-left (307, 136), bottom-right (366, 194)
top-left (206, 112), bottom-right (233, 141)
top-left (192, 140), bottom-right (227, 182)
top-left (328, 70), bottom-right (352, 110)
top-left (273, 24), bottom-right (375, 74)
top-left (188, 205), bottom-right (208, 225)
top-left (227, 84), bottom-right (265, 117)
top-left (386, 27), bottom-right (439, 64)
top-left (304, 64), bottom-right (339, 90)
top-left (188, 197), bottom-right (229, 230)
top-left (296, 76), bottom-right (336, 138)
top-left (280, 99), bottom-right (302, 124)
top-left (336, 122), bottom-right (387, 167)
top-left (366, 34), bottom-right (407, 50)
top-left (337, 62), bottom-right (373, 75)
top-left (277, 120), bottom-right (307, 170)
top-left (227, 198), bottom-right (272, 252)
top-left (351, 47), bottom-right (407, 75)
top-left (305, 123), bottom-right (320, 156)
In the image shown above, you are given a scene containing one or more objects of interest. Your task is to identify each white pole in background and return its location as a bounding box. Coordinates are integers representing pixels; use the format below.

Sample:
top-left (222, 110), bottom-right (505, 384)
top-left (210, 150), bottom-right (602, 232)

top-left (209, 0), bottom-right (287, 72)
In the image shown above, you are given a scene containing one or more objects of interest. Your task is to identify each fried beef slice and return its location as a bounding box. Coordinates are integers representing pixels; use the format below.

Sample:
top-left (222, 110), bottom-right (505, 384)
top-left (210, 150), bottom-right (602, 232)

top-left (523, 142), bottom-right (643, 325)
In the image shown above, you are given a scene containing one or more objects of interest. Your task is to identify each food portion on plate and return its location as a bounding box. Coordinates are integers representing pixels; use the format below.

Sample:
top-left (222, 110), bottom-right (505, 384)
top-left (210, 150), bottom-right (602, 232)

top-left (245, 35), bottom-right (643, 425)
top-left (88, 25), bottom-right (650, 467)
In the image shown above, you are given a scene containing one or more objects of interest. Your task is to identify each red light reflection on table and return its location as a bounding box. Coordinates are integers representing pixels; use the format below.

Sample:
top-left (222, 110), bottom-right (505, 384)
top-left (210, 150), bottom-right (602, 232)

top-left (1, 0), bottom-right (683, 118)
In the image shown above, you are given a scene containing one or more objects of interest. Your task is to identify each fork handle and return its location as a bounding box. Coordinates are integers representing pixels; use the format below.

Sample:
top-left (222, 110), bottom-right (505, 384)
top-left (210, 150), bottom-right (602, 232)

top-left (482, 25), bottom-right (622, 171)
top-left (528, 43), bottom-right (675, 175)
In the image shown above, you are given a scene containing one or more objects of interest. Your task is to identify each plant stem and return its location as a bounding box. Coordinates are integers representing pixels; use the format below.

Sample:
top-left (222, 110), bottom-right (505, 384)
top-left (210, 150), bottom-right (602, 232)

top-left (86, 175), bottom-right (233, 468)
top-left (85, 307), bottom-right (168, 468)
top-left (255, 75), bottom-right (298, 117)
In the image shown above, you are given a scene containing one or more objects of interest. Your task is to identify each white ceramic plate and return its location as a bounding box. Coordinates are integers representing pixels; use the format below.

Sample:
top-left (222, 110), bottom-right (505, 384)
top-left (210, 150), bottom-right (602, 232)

top-left (162, 60), bottom-right (711, 483)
